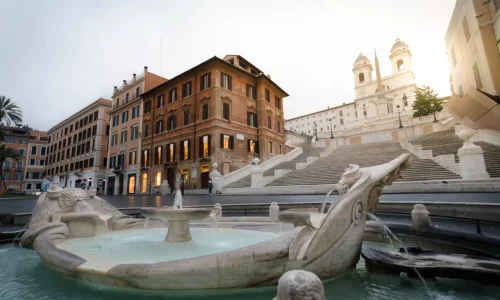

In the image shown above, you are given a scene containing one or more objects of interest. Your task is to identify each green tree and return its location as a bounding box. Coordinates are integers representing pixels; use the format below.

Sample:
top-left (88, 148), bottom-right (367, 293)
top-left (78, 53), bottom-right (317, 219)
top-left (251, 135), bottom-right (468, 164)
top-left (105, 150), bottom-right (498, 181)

top-left (0, 145), bottom-right (22, 193)
top-left (0, 95), bottom-right (23, 126)
top-left (412, 86), bottom-right (443, 118)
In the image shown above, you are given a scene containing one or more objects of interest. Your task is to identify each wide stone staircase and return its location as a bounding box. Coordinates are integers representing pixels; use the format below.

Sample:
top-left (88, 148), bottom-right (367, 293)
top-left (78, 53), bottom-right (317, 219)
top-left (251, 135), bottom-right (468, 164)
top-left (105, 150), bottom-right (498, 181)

top-left (475, 142), bottom-right (500, 178)
top-left (266, 141), bottom-right (461, 187)
top-left (409, 129), bottom-right (464, 162)
top-left (225, 143), bottom-right (326, 188)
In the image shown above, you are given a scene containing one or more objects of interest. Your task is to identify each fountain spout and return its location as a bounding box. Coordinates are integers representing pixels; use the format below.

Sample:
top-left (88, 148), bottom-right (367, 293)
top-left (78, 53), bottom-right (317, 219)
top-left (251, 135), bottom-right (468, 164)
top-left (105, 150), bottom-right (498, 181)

top-left (174, 189), bottom-right (183, 210)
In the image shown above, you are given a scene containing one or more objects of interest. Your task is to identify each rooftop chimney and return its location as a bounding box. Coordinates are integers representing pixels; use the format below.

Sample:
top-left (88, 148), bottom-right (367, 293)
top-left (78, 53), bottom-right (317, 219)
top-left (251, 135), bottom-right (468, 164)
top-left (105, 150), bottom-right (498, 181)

top-left (144, 66), bottom-right (148, 71)
top-left (123, 80), bottom-right (127, 86)
top-left (133, 73), bottom-right (137, 82)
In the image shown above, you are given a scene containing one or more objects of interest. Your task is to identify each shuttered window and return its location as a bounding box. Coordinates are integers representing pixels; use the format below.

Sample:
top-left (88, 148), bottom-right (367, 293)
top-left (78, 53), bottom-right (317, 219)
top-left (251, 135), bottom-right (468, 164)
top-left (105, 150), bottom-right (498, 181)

top-left (221, 73), bottom-right (232, 90)
top-left (220, 134), bottom-right (234, 150)
top-left (199, 135), bottom-right (211, 157)
top-left (223, 103), bottom-right (230, 121)
top-left (200, 73), bottom-right (211, 90)
top-left (202, 103), bottom-right (209, 120)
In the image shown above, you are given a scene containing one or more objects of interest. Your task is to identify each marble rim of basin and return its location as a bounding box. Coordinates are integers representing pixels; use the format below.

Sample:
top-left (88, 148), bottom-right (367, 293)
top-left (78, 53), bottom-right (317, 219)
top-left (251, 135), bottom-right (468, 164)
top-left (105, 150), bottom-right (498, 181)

top-left (140, 207), bottom-right (212, 243)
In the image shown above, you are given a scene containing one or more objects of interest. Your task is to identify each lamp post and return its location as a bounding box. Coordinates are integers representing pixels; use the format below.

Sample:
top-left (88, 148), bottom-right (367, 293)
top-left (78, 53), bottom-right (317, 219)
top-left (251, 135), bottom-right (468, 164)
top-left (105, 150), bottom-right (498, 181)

top-left (362, 104), bottom-right (367, 118)
top-left (328, 118), bottom-right (334, 139)
top-left (396, 105), bottom-right (403, 129)
top-left (402, 94), bottom-right (407, 111)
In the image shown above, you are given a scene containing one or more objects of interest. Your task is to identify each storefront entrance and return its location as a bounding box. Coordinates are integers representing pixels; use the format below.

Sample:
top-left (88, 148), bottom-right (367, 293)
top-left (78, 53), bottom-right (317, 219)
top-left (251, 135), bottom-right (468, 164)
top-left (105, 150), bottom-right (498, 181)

top-left (107, 176), bottom-right (115, 195)
top-left (128, 174), bottom-right (136, 194)
top-left (167, 168), bottom-right (175, 193)
top-left (201, 165), bottom-right (210, 189)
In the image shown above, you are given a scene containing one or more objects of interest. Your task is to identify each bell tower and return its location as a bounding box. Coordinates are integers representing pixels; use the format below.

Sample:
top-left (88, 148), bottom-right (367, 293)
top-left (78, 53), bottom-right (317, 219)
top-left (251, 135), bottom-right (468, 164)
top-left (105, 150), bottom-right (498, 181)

top-left (352, 53), bottom-right (373, 99)
top-left (389, 38), bottom-right (412, 74)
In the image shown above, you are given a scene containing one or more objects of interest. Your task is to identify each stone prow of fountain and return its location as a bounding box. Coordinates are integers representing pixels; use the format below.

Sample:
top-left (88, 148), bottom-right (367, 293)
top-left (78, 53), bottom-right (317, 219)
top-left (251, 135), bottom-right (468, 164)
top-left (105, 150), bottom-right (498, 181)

top-left (283, 153), bottom-right (411, 267)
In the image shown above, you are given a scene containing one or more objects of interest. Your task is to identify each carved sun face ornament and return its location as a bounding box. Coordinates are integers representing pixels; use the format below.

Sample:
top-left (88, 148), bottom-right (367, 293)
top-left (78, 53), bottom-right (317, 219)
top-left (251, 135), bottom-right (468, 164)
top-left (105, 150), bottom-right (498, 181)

top-left (58, 188), bottom-right (93, 212)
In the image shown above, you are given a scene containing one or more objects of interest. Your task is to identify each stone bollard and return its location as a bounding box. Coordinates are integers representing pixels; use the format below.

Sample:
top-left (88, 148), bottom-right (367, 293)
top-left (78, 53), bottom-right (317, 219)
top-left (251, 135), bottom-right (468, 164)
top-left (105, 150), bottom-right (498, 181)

top-left (214, 203), bottom-right (222, 221)
top-left (269, 202), bottom-right (280, 222)
top-left (411, 204), bottom-right (432, 232)
top-left (209, 163), bottom-right (224, 194)
top-left (274, 270), bottom-right (326, 300)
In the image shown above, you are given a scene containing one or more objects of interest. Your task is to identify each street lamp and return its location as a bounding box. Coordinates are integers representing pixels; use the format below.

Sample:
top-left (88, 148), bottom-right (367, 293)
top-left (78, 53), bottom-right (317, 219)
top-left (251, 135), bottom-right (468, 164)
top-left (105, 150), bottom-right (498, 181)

top-left (402, 94), bottom-right (407, 111)
top-left (396, 105), bottom-right (404, 129)
top-left (328, 118), bottom-right (334, 139)
top-left (362, 104), bottom-right (367, 118)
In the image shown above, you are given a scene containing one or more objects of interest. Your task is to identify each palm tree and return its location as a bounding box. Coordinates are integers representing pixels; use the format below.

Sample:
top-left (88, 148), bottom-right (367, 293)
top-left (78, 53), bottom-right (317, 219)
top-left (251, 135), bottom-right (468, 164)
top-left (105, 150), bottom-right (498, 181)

top-left (0, 96), bottom-right (23, 126)
top-left (0, 144), bottom-right (22, 193)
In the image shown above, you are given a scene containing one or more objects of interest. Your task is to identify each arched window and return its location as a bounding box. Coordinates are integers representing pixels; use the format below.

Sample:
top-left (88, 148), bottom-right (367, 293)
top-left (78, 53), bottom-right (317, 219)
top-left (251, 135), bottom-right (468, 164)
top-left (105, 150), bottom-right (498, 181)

top-left (397, 60), bottom-right (405, 72)
top-left (358, 73), bottom-right (365, 84)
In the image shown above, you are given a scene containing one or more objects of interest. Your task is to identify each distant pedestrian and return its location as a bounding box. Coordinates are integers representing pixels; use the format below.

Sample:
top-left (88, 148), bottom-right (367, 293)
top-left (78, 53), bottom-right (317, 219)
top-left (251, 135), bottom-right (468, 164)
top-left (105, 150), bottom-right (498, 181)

top-left (208, 179), bottom-right (213, 196)
top-left (80, 178), bottom-right (88, 190)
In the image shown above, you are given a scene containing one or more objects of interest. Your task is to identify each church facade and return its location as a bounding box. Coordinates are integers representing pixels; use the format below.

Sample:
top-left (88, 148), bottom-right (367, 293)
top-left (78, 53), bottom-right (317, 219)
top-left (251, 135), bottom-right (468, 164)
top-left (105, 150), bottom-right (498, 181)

top-left (285, 38), bottom-right (451, 145)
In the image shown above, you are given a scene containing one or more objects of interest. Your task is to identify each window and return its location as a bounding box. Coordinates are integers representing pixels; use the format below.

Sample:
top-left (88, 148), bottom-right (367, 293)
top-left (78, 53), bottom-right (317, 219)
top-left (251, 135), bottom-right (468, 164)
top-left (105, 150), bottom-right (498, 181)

top-left (31, 146), bottom-right (37, 155)
top-left (267, 115), bottom-right (272, 129)
top-left (277, 120), bottom-right (281, 133)
top-left (221, 73), bottom-right (232, 90)
top-left (92, 125), bottom-right (97, 136)
top-left (339, 111), bottom-right (343, 117)
top-left (18, 148), bottom-right (25, 156)
top-left (15, 174), bottom-right (22, 181)
top-left (142, 149), bottom-right (149, 166)
top-left (155, 172), bottom-right (162, 186)
top-left (157, 94), bottom-right (165, 108)
top-left (112, 115), bottom-right (119, 127)
top-left (183, 110), bottom-right (189, 126)
top-left (89, 113), bottom-right (93, 123)
top-left (340, 118), bottom-right (344, 125)
top-left (279, 145), bottom-right (282, 154)
top-left (268, 141), bottom-right (273, 154)
top-left (462, 17), bottom-right (471, 43)
top-left (472, 62), bottom-right (483, 89)
top-left (355, 111), bottom-right (358, 118)
top-left (4, 160), bottom-right (10, 170)
top-left (155, 146), bottom-right (162, 164)
top-left (358, 73), bottom-right (365, 83)
top-left (129, 151), bottom-right (136, 165)
top-left (248, 139), bottom-right (258, 153)
top-left (248, 112), bottom-right (257, 127)
top-left (5, 137), bottom-right (15, 143)
top-left (200, 72), bottom-right (211, 90)
top-left (451, 46), bottom-right (457, 67)
top-left (132, 105), bottom-right (139, 119)
top-left (121, 130), bottom-right (127, 144)
top-left (29, 159), bottom-right (35, 165)
top-left (458, 85), bottom-right (464, 96)
top-left (397, 60), bottom-right (405, 72)
top-left (111, 133), bottom-right (118, 146)
top-left (94, 111), bottom-right (98, 120)
top-left (115, 98), bottom-right (120, 108)
top-left (246, 84), bottom-right (256, 100)
top-left (2, 174), bottom-right (9, 180)
top-left (275, 96), bottom-right (281, 109)
top-left (125, 92), bottom-right (129, 103)
top-left (69, 125), bottom-right (73, 133)
top-left (180, 140), bottom-right (191, 160)
top-left (75, 121), bottom-right (79, 130)
top-left (16, 161), bottom-right (23, 171)
top-left (156, 120), bottom-right (164, 134)
top-left (144, 124), bottom-right (149, 137)
top-left (169, 87), bottom-right (177, 103)
top-left (182, 81), bottom-right (192, 98)
top-left (144, 100), bottom-right (152, 113)
top-left (168, 115), bottom-right (176, 130)
top-left (202, 103), bottom-right (209, 120)
top-left (27, 183), bottom-right (32, 189)
top-left (223, 103), bottom-right (230, 121)
top-left (167, 143), bottom-right (175, 162)
top-left (131, 126), bottom-right (139, 140)
top-left (135, 86), bottom-right (140, 98)
top-left (265, 89), bottom-right (270, 102)
top-left (199, 135), bottom-right (211, 157)
top-left (40, 159), bottom-right (45, 165)
top-left (220, 134), bottom-right (234, 149)
top-left (122, 111), bottom-right (129, 123)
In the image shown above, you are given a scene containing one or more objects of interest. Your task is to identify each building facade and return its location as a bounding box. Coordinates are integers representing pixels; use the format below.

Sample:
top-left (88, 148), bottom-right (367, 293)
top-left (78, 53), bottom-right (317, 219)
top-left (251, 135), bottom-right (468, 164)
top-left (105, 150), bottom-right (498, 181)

top-left (105, 67), bottom-right (167, 195)
top-left (0, 126), bottom-right (30, 193)
top-left (45, 98), bottom-right (111, 191)
top-left (285, 38), bottom-right (442, 144)
top-left (135, 55), bottom-right (288, 193)
top-left (23, 130), bottom-right (48, 194)
top-left (446, 0), bottom-right (500, 98)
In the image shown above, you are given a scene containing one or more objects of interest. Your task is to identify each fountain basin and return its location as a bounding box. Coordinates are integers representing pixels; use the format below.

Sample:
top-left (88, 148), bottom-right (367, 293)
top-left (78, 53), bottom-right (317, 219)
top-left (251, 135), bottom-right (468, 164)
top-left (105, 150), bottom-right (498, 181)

top-left (141, 207), bottom-right (212, 242)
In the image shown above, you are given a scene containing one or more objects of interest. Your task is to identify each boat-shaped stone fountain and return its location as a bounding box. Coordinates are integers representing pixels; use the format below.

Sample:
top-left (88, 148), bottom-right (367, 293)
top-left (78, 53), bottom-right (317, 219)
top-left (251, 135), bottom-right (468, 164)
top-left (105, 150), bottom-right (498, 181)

top-left (21, 153), bottom-right (411, 290)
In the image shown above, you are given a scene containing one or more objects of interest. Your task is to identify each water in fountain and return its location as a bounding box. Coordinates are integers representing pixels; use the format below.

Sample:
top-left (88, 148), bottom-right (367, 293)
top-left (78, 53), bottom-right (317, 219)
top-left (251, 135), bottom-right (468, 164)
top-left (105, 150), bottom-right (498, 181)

top-left (10, 223), bottom-right (29, 248)
top-left (143, 218), bottom-right (150, 229)
top-left (320, 188), bottom-right (336, 214)
top-left (363, 212), bottom-right (429, 291)
top-left (77, 200), bottom-right (94, 212)
top-left (173, 189), bottom-right (183, 210)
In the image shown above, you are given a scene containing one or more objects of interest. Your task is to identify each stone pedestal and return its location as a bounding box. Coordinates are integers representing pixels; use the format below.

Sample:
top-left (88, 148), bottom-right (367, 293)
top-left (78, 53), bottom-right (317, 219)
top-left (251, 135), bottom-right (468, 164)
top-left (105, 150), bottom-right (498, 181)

top-left (209, 163), bottom-right (224, 194)
top-left (458, 140), bottom-right (490, 180)
top-left (411, 204), bottom-right (431, 232)
top-left (250, 158), bottom-right (265, 188)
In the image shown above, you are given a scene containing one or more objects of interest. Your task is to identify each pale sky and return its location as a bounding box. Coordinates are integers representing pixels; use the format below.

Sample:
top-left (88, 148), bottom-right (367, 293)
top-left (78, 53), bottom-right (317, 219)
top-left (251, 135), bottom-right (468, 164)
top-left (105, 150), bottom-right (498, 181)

top-left (0, 0), bottom-right (456, 131)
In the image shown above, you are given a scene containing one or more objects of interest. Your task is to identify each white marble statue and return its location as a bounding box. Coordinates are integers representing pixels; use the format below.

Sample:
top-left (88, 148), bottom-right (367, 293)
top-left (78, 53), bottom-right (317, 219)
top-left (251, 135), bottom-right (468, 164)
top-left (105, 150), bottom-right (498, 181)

top-left (173, 189), bottom-right (183, 210)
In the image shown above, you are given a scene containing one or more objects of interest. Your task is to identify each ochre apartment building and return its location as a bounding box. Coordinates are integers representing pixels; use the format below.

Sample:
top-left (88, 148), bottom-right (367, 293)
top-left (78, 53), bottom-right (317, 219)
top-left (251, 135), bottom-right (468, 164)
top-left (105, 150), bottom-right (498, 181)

top-left (138, 55), bottom-right (288, 192)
